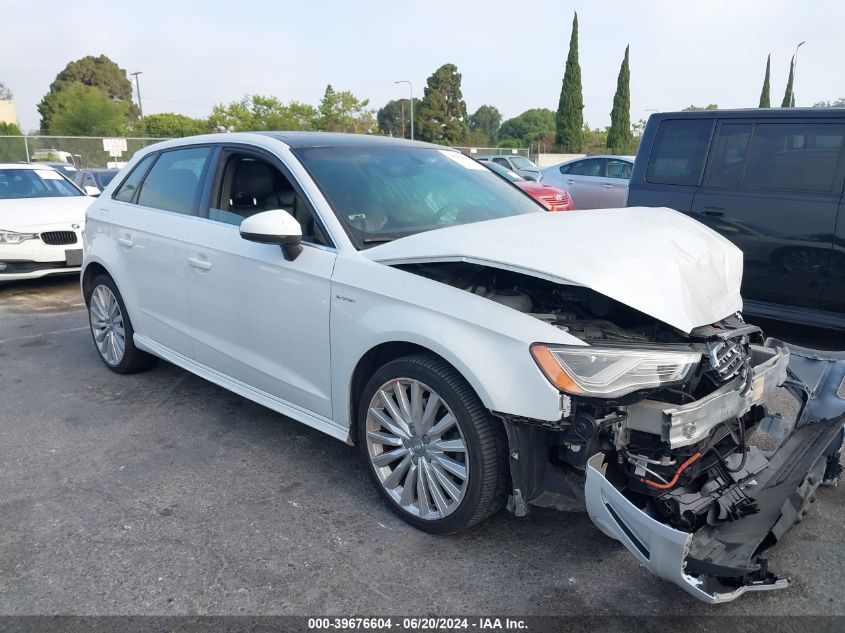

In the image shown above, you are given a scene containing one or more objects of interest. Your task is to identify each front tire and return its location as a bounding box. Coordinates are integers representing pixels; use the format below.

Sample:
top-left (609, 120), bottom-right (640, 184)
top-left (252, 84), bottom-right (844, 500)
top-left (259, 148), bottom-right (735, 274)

top-left (357, 353), bottom-right (508, 534)
top-left (86, 274), bottom-right (156, 374)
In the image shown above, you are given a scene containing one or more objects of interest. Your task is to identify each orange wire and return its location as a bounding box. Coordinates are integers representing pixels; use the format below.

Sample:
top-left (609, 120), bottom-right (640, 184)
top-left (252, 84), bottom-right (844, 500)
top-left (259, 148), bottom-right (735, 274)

top-left (640, 451), bottom-right (702, 490)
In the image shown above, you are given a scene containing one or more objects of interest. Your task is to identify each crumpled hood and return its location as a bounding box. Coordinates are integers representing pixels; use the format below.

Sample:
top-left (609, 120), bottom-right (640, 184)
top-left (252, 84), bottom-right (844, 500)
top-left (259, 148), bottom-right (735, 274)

top-left (363, 207), bottom-right (743, 334)
top-left (0, 196), bottom-right (91, 231)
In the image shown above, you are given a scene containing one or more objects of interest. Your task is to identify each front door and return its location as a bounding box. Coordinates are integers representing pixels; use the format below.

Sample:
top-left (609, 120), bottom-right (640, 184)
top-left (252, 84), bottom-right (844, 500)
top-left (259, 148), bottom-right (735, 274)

top-left (558, 157), bottom-right (607, 209)
top-left (185, 148), bottom-right (337, 419)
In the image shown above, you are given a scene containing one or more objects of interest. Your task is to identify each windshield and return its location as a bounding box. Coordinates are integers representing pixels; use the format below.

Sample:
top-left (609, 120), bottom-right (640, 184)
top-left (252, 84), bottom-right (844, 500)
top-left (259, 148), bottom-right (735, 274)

top-left (294, 146), bottom-right (543, 248)
top-left (508, 155), bottom-right (537, 170)
top-left (483, 161), bottom-right (524, 182)
top-left (94, 171), bottom-right (117, 188)
top-left (0, 168), bottom-right (83, 199)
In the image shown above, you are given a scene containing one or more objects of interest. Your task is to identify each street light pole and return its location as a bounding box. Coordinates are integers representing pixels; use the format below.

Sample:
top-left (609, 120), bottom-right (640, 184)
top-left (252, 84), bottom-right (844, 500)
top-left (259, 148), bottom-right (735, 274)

top-left (131, 71), bottom-right (144, 121)
top-left (792, 41), bottom-right (805, 107)
top-left (394, 80), bottom-right (413, 140)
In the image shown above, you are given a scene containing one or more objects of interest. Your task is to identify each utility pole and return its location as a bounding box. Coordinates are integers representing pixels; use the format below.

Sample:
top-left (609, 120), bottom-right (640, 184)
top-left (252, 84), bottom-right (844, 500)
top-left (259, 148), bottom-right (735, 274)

top-left (394, 80), bottom-right (413, 140)
top-left (792, 41), bottom-right (805, 107)
top-left (131, 71), bottom-right (144, 122)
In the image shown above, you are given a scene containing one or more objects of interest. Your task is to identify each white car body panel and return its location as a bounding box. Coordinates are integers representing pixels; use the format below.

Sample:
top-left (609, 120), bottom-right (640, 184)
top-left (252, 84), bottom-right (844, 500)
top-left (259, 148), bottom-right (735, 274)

top-left (0, 195), bottom-right (90, 281)
top-left (363, 207), bottom-right (743, 335)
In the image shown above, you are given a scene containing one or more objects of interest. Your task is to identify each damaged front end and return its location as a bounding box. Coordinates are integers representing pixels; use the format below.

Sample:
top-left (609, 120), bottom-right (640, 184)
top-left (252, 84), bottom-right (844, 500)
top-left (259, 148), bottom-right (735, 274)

top-left (395, 259), bottom-right (844, 602)
top-left (585, 340), bottom-right (845, 602)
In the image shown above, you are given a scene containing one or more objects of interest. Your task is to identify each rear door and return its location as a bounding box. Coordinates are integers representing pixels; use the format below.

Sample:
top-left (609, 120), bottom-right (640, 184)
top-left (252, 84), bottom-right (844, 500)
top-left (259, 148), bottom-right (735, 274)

top-left (557, 158), bottom-right (607, 209)
top-left (820, 178), bottom-right (845, 314)
top-left (602, 158), bottom-right (633, 207)
top-left (105, 147), bottom-right (214, 358)
top-left (692, 120), bottom-right (845, 309)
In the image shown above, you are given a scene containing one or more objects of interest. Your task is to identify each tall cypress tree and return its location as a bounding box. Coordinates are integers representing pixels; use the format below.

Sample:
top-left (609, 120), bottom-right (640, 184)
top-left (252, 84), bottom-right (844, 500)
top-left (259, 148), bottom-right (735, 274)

top-left (555, 12), bottom-right (583, 151)
top-left (781, 56), bottom-right (795, 107)
top-left (758, 54), bottom-right (771, 108)
top-left (607, 45), bottom-right (632, 152)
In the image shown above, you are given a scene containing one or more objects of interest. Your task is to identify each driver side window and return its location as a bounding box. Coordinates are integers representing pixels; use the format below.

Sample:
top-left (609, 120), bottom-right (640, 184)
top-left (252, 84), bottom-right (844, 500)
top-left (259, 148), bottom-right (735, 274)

top-left (209, 153), bottom-right (328, 246)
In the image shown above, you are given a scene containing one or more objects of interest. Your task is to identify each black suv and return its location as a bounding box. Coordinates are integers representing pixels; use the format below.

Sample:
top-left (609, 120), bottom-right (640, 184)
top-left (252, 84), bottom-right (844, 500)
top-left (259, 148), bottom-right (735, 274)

top-left (628, 108), bottom-right (845, 329)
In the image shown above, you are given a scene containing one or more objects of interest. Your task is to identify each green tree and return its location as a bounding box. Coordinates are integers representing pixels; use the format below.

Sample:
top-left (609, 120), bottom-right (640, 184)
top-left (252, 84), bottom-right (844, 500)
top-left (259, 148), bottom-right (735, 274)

top-left (607, 45), bottom-right (633, 153)
top-left (781, 56), bottom-right (795, 107)
top-left (468, 105), bottom-right (502, 145)
top-left (416, 64), bottom-right (469, 144)
top-left (0, 122), bottom-right (22, 135)
top-left (583, 124), bottom-right (609, 155)
top-left (682, 103), bottom-right (719, 111)
top-left (813, 97), bottom-right (845, 107)
top-left (498, 108), bottom-right (556, 146)
top-left (208, 95), bottom-right (316, 131)
top-left (759, 54), bottom-right (771, 108)
top-left (143, 113), bottom-right (209, 138)
top-left (556, 12), bottom-right (584, 151)
top-left (48, 83), bottom-right (129, 136)
top-left (377, 98), bottom-right (419, 138)
top-left (38, 55), bottom-right (137, 132)
top-left (314, 85), bottom-right (375, 133)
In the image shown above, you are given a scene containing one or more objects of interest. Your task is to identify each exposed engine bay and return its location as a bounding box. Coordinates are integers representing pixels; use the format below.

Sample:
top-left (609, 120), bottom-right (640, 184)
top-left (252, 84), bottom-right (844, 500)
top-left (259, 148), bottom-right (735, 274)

top-left (399, 260), bottom-right (845, 602)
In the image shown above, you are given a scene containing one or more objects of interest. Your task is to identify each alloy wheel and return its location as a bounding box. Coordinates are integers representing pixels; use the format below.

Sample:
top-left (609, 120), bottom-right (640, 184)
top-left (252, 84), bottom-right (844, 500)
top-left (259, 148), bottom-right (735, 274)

top-left (365, 378), bottom-right (469, 520)
top-left (89, 284), bottom-right (126, 366)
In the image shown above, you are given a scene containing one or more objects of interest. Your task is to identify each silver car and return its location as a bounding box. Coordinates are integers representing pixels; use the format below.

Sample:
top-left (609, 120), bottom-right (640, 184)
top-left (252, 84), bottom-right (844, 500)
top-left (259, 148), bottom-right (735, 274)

top-left (541, 155), bottom-right (635, 209)
top-left (476, 155), bottom-right (542, 181)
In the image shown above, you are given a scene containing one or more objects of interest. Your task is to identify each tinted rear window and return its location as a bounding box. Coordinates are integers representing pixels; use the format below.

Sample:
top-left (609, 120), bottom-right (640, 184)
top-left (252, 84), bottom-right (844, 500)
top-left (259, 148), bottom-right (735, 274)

top-left (743, 123), bottom-right (845, 192)
top-left (706, 124), bottom-right (752, 187)
top-left (646, 119), bottom-right (714, 185)
top-left (137, 147), bottom-right (211, 214)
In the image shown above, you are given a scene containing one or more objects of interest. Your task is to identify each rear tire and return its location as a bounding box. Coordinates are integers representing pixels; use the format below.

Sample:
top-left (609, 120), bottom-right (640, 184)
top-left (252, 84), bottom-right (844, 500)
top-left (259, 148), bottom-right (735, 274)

top-left (86, 273), bottom-right (156, 374)
top-left (357, 353), bottom-right (508, 534)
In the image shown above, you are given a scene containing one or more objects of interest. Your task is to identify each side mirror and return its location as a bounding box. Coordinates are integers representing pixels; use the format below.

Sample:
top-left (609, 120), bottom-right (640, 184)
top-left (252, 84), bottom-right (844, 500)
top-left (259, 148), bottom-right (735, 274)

top-left (84, 185), bottom-right (101, 197)
top-left (239, 209), bottom-right (303, 261)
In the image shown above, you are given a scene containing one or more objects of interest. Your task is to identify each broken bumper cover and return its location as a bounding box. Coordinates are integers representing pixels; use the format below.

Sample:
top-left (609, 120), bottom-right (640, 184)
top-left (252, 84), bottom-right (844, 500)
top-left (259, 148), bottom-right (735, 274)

top-left (585, 342), bottom-right (845, 603)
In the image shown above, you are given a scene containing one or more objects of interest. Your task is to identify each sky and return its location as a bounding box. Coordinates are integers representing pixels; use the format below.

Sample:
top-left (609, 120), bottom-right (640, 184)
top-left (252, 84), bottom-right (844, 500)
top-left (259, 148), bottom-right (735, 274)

top-left (2, 0), bottom-right (842, 133)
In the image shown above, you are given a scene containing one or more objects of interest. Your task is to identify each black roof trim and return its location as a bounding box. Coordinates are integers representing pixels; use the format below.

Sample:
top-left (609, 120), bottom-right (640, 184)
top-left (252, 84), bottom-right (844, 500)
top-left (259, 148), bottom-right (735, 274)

top-left (648, 107), bottom-right (845, 120)
top-left (256, 131), bottom-right (445, 150)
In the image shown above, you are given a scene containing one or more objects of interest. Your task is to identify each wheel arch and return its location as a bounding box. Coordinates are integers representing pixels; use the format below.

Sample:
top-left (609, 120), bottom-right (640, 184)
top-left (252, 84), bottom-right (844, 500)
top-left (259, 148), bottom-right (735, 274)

top-left (81, 261), bottom-right (110, 306)
top-left (346, 341), bottom-right (489, 446)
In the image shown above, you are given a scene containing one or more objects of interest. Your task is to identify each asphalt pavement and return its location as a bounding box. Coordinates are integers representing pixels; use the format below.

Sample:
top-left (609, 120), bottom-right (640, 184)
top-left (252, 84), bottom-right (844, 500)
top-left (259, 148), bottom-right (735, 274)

top-left (0, 276), bottom-right (843, 617)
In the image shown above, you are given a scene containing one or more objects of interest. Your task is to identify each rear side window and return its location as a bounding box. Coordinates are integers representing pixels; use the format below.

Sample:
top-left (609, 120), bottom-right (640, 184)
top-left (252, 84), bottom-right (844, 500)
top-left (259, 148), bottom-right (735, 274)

top-left (744, 123), bottom-right (845, 192)
top-left (607, 159), bottom-right (632, 179)
top-left (137, 147), bottom-right (211, 214)
top-left (647, 119), bottom-right (713, 185)
top-left (567, 158), bottom-right (604, 177)
top-left (706, 124), bottom-right (752, 187)
top-left (113, 154), bottom-right (155, 202)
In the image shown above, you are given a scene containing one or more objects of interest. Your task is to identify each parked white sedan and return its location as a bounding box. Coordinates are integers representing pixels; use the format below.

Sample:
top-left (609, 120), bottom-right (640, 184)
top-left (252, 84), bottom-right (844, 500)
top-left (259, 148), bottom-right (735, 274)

top-left (540, 155), bottom-right (635, 209)
top-left (0, 164), bottom-right (91, 281)
top-left (81, 133), bottom-right (844, 603)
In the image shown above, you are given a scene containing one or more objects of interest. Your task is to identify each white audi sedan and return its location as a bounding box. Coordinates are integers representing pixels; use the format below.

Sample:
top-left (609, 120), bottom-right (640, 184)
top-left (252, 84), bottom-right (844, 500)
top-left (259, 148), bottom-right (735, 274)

top-left (81, 133), bottom-right (845, 603)
top-left (0, 163), bottom-right (91, 281)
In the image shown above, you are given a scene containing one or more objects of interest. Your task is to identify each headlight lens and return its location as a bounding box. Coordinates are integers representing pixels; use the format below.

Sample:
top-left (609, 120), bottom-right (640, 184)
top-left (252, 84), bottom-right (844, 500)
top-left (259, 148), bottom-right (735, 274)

top-left (0, 230), bottom-right (39, 244)
top-left (531, 343), bottom-right (701, 398)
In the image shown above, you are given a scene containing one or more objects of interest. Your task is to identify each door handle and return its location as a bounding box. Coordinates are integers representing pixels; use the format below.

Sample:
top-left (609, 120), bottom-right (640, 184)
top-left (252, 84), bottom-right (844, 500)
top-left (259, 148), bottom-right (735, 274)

top-left (188, 257), bottom-right (212, 271)
top-left (564, 179), bottom-right (576, 185)
top-left (601, 183), bottom-right (613, 188)
top-left (700, 207), bottom-right (726, 217)
top-left (117, 236), bottom-right (134, 248)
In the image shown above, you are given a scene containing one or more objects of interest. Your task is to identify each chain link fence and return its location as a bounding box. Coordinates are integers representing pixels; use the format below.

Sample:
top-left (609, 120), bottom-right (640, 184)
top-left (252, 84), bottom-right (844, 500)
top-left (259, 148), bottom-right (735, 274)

top-left (0, 136), bottom-right (169, 169)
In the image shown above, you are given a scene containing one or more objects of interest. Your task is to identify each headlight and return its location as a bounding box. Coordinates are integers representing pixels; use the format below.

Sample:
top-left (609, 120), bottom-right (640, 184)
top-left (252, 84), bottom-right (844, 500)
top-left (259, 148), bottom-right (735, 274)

top-left (531, 343), bottom-right (701, 398)
top-left (0, 230), bottom-right (39, 244)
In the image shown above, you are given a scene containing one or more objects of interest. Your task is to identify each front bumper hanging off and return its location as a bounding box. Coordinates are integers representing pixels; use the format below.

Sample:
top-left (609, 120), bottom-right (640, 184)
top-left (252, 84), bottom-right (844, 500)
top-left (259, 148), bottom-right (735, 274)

top-left (585, 341), bottom-right (845, 603)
